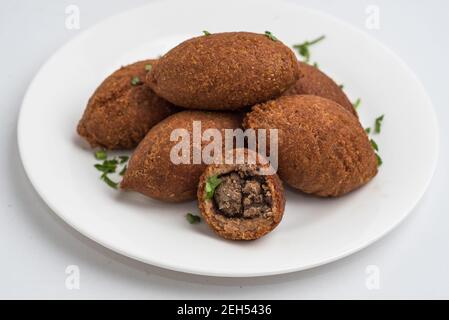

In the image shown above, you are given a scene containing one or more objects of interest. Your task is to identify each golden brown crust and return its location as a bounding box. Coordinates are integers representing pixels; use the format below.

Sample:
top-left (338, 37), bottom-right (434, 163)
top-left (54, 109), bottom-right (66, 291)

top-left (121, 111), bottom-right (243, 202)
top-left (147, 32), bottom-right (300, 110)
top-left (197, 157), bottom-right (285, 240)
top-left (284, 61), bottom-right (357, 117)
top-left (77, 59), bottom-right (178, 150)
top-left (243, 95), bottom-right (377, 197)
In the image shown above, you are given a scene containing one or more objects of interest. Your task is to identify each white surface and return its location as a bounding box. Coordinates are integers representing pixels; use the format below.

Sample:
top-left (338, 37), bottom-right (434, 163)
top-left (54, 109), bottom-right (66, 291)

top-left (17, 0), bottom-right (438, 277)
top-left (1, 0), bottom-right (448, 298)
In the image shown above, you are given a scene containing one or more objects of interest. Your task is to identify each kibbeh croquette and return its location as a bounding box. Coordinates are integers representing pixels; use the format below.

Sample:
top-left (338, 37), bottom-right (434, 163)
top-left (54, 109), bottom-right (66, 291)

top-left (147, 32), bottom-right (300, 110)
top-left (284, 61), bottom-right (357, 117)
top-left (121, 111), bottom-right (243, 202)
top-left (77, 60), bottom-right (178, 149)
top-left (198, 153), bottom-right (285, 240)
top-left (243, 95), bottom-right (378, 197)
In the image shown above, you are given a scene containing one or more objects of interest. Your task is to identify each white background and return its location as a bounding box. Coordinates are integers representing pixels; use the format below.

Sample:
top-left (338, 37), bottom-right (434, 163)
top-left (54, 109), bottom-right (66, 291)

top-left (1, 0), bottom-right (448, 299)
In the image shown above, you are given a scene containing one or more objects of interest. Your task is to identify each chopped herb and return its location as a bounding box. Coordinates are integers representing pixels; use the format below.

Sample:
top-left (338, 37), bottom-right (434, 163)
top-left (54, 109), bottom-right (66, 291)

top-left (205, 175), bottom-right (222, 199)
top-left (131, 76), bottom-right (141, 86)
top-left (95, 150), bottom-right (107, 160)
top-left (375, 153), bottom-right (383, 167)
top-left (119, 155), bottom-right (129, 164)
top-left (339, 84), bottom-right (344, 89)
top-left (93, 155), bottom-right (129, 189)
top-left (313, 62), bottom-right (319, 68)
top-left (94, 160), bottom-right (117, 174)
top-left (365, 127), bottom-right (371, 134)
top-left (101, 174), bottom-right (119, 189)
top-left (353, 98), bottom-right (361, 109)
top-left (292, 35), bottom-right (325, 63)
top-left (203, 30), bottom-right (211, 36)
top-left (370, 139), bottom-right (379, 151)
top-left (375, 114), bottom-right (384, 133)
top-left (145, 64), bottom-right (152, 71)
top-left (264, 31), bottom-right (278, 41)
top-left (186, 213), bottom-right (201, 224)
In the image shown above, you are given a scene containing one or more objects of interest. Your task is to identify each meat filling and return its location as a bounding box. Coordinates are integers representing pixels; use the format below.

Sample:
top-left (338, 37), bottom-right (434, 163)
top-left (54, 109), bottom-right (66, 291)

top-left (213, 170), bottom-right (273, 219)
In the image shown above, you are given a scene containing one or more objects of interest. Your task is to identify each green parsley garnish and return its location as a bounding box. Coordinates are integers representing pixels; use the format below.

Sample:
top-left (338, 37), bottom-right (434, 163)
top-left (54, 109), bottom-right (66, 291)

top-left (292, 35), bottom-right (325, 63)
top-left (364, 115), bottom-right (385, 167)
top-left (93, 153), bottom-right (129, 189)
top-left (203, 30), bottom-right (211, 36)
top-left (131, 76), bottom-right (141, 86)
top-left (94, 159), bottom-right (117, 174)
top-left (205, 175), bottom-right (222, 199)
top-left (375, 153), bottom-right (383, 167)
top-left (186, 213), bottom-right (201, 224)
top-left (313, 62), bottom-right (319, 68)
top-left (339, 84), bottom-right (344, 89)
top-left (353, 98), bottom-right (361, 109)
top-left (264, 31), bottom-right (278, 41)
top-left (95, 150), bottom-right (107, 160)
top-left (375, 114), bottom-right (384, 133)
top-left (370, 139), bottom-right (379, 151)
top-left (145, 64), bottom-right (152, 71)
top-left (101, 174), bottom-right (119, 189)
top-left (119, 155), bottom-right (129, 164)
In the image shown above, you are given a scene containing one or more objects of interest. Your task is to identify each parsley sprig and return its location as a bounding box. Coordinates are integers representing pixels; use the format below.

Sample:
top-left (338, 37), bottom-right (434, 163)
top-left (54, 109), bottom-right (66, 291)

top-left (186, 213), bottom-right (201, 224)
top-left (375, 114), bottom-right (384, 133)
top-left (205, 175), bottom-right (222, 199)
top-left (293, 35), bottom-right (325, 63)
top-left (93, 151), bottom-right (129, 189)
top-left (131, 76), bottom-right (142, 86)
top-left (365, 114), bottom-right (385, 167)
top-left (264, 31), bottom-right (278, 41)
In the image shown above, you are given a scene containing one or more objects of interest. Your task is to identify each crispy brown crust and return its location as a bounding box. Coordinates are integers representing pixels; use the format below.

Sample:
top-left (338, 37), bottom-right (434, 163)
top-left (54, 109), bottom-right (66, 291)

top-left (147, 32), bottom-right (300, 110)
top-left (198, 158), bottom-right (285, 240)
top-left (77, 60), bottom-right (178, 150)
top-left (243, 95), bottom-right (378, 197)
top-left (121, 111), bottom-right (243, 202)
top-left (284, 62), bottom-right (357, 117)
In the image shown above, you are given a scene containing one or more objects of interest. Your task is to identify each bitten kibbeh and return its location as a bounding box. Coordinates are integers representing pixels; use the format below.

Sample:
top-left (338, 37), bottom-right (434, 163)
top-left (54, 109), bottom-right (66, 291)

top-left (147, 32), bottom-right (300, 110)
top-left (243, 95), bottom-right (377, 197)
top-left (198, 151), bottom-right (285, 240)
top-left (77, 60), bottom-right (178, 149)
top-left (284, 61), bottom-right (357, 116)
top-left (121, 111), bottom-right (243, 202)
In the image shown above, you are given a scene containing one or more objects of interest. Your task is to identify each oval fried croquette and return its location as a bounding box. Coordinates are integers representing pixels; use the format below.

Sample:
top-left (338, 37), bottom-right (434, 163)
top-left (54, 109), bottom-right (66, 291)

top-left (121, 111), bottom-right (243, 202)
top-left (284, 61), bottom-right (357, 117)
top-left (77, 60), bottom-right (178, 150)
top-left (243, 95), bottom-right (378, 197)
top-left (198, 150), bottom-right (285, 240)
top-left (147, 32), bottom-right (300, 110)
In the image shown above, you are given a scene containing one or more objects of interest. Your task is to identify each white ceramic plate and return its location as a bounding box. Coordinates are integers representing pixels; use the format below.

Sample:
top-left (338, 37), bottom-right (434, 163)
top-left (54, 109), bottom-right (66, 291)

top-left (18, 0), bottom-right (438, 277)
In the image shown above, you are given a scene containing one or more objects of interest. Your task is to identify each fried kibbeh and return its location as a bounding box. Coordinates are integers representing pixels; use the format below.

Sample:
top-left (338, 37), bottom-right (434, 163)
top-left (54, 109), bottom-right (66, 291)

top-left (77, 60), bottom-right (178, 150)
top-left (121, 111), bottom-right (243, 202)
top-left (243, 95), bottom-right (377, 197)
top-left (198, 150), bottom-right (285, 240)
top-left (147, 32), bottom-right (300, 110)
top-left (284, 61), bottom-right (357, 117)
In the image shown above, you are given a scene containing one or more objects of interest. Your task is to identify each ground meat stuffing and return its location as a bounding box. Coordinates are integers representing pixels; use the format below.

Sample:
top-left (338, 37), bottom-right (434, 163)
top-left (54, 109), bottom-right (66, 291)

top-left (213, 169), bottom-right (273, 219)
